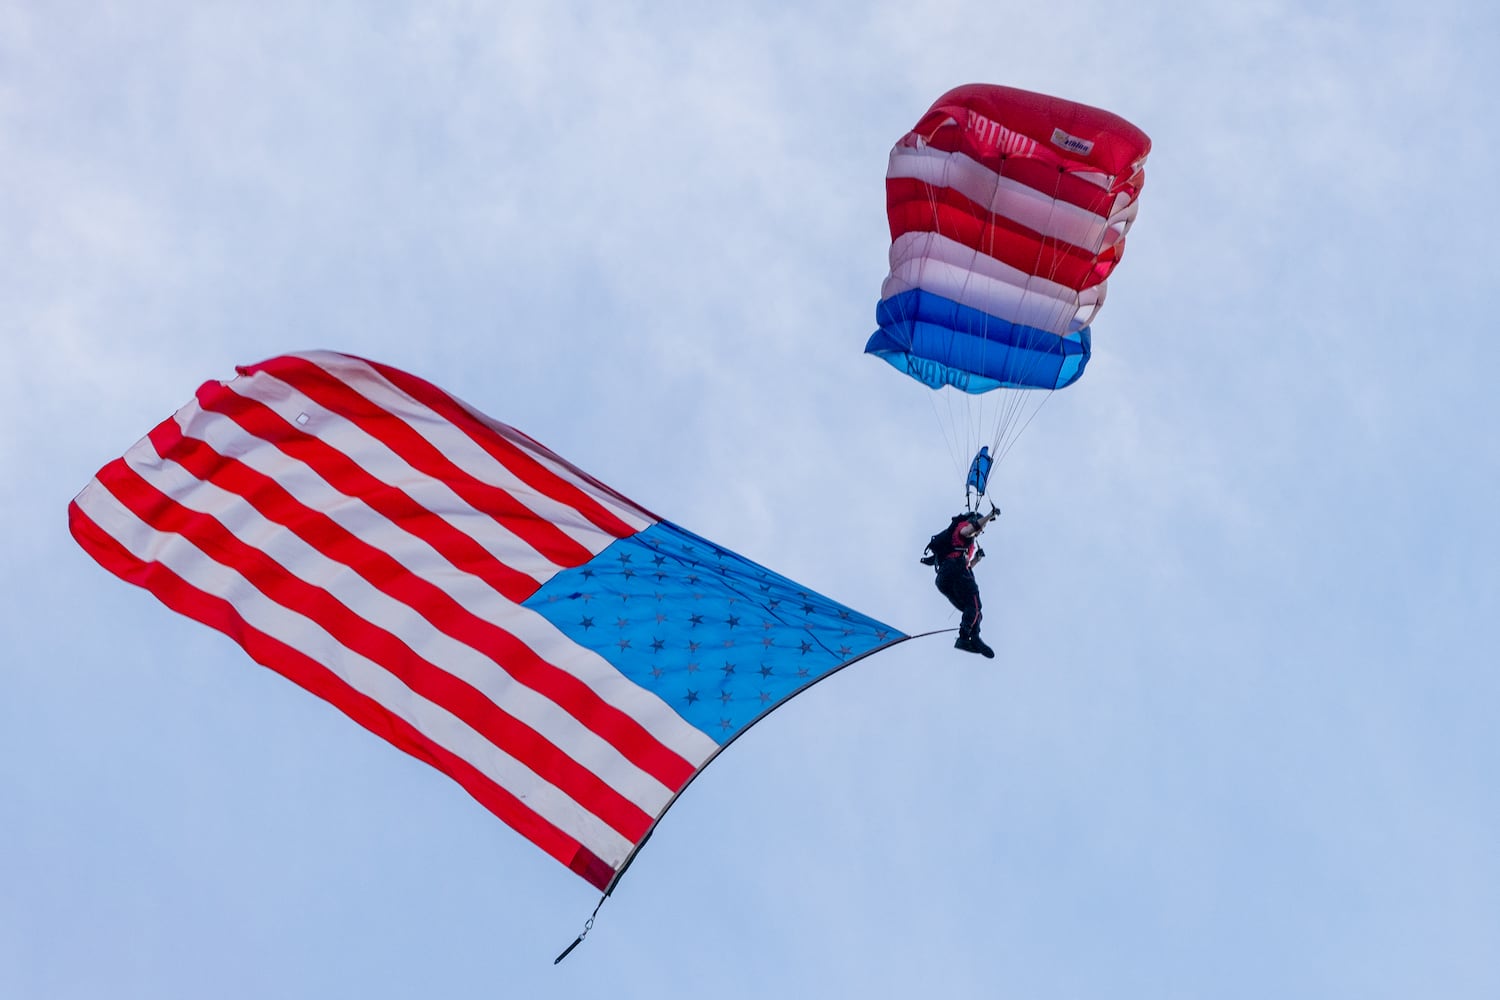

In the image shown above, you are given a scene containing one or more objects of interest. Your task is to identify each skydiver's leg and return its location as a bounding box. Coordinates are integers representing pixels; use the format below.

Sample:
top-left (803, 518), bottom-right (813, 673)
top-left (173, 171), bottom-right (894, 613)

top-left (934, 567), bottom-right (964, 625)
top-left (956, 575), bottom-right (980, 639)
top-left (936, 567), bottom-right (980, 639)
top-left (937, 568), bottom-right (991, 657)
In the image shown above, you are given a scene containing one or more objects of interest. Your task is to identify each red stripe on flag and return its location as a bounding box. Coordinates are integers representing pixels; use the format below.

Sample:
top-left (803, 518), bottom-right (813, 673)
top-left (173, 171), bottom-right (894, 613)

top-left (240, 355), bottom-right (599, 570)
top-left (191, 380), bottom-right (543, 604)
top-left (144, 418), bottom-right (697, 794)
top-left (92, 457), bottom-right (661, 843)
top-left (66, 500), bottom-right (618, 891)
top-left (358, 357), bottom-right (652, 535)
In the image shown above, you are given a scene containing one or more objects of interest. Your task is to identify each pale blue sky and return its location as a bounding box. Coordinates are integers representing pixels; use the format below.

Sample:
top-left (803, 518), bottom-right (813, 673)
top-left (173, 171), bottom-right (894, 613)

top-left (4, 2), bottom-right (1497, 997)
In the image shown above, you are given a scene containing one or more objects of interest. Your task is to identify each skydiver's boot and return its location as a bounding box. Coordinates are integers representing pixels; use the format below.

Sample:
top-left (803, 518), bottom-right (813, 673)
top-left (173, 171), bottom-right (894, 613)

top-left (955, 632), bottom-right (995, 659)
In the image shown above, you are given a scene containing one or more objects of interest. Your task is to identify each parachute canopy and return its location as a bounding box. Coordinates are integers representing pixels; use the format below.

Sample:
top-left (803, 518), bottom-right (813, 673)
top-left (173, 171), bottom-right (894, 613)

top-left (865, 84), bottom-right (1151, 395)
top-left (69, 351), bottom-right (905, 892)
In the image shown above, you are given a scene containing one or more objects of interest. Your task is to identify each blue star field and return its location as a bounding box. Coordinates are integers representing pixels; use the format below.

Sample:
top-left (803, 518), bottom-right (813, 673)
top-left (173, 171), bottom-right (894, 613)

top-left (522, 521), bottom-right (904, 744)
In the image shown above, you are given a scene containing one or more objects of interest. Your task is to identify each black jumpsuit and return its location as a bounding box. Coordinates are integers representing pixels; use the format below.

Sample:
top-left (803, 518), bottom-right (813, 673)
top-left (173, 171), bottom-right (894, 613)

top-left (933, 522), bottom-right (983, 642)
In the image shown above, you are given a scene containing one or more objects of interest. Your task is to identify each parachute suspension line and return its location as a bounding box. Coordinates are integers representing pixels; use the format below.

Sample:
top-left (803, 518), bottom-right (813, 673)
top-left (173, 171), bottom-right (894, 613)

top-left (888, 167), bottom-right (969, 491)
top-left (979, 160), bottom-right (1007, 463)
top-left (929, 134), bottom-right (1077, 493)
top-left (978, 156), bottom-right (1008, 465)
top-left (977, 151), bottom-right (1061, 476)
top-left (994, 390), bottom-right (1054, 467)
top-left (918, 158), bottom-right (981, 493)
top-left (986, 159), bottom-right (1099, 467)
top-left (968, 153), bottom-right (1011, 491)
top-left (924, 384), bottom-right (966, 486)
top-left (999, 158), bottom-right (1076, 466)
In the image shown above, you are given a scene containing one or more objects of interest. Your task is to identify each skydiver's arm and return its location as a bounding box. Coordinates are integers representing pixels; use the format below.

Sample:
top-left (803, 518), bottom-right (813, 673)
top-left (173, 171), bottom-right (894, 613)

top-left (960, 510), bottom-right (999, 539)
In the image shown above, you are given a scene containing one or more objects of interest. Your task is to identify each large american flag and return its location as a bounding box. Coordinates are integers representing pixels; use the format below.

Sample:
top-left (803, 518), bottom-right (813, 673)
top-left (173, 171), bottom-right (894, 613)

top-left (69, 352), bottom-right (904, 890)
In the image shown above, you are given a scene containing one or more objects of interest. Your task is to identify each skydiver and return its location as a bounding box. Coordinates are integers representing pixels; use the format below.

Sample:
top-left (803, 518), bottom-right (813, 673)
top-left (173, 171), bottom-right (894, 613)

top-left (921, 506), bottom-right (999, 658)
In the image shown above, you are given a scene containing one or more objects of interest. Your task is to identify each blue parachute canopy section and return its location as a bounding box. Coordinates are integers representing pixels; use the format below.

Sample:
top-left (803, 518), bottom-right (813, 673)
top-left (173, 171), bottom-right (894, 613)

top-left (866, 289), bottom-right (1092, 394)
